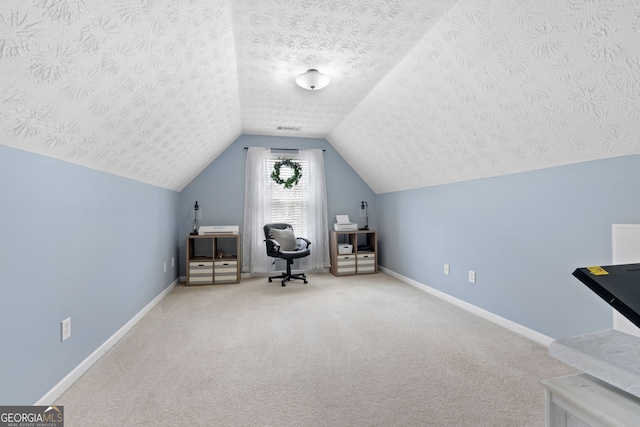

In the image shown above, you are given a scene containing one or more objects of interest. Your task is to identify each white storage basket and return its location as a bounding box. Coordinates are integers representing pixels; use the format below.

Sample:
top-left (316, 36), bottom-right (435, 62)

top-left (338, 244), bottom-right (353, 254)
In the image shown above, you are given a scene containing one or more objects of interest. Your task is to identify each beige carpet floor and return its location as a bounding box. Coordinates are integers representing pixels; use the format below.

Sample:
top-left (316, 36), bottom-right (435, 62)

top-left (56, 272), bottom-right (576, 426)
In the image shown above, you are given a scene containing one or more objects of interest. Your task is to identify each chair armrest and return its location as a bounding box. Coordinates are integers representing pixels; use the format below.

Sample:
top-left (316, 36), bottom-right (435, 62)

top-left (296, 237), bottom-right (311, 248)
top-left (265, 238), bottom-right (281, 251)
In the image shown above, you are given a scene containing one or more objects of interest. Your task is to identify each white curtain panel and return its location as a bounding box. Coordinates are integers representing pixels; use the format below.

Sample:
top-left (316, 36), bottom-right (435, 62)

top-left (242, 147), bottom-right (272, 273)
top-left (242, 147), bottom-right (329, 273)
top-left (298, 148), bottom-right (330, 271)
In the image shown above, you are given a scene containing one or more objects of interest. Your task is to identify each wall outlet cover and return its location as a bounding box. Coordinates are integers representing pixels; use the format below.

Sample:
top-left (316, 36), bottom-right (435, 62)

top-left (61, 318), bottom-right (71, 341)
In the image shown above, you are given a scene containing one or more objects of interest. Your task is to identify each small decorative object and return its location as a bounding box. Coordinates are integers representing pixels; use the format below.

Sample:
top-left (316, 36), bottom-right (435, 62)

top-left (217, 252), bottom-right (224, 259)
top-left (190, 201), bottom-right (201, 235)
top-left (271, 158), bottom-right (302, 189)
top-left (360, 201), bottom-right (369, 230)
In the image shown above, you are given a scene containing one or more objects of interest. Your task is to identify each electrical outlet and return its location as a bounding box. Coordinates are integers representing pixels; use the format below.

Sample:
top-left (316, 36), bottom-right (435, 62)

top-left (61, 318), bottom-right (71, 341)
top-left (468, 270), bottom-right (476, 284)
top-left (444, 264), bottom-right (450, 276)
top-left (171, 257), bottom-right (175, 267)
top-left (163, 262), bottom-right (167, 272)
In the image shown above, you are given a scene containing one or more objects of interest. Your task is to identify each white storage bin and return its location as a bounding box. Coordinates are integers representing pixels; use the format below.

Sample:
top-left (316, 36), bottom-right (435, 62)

top-left (337, 254), bottom-right (356, 274)
top-left (338, 244), bottom-right (353, 254)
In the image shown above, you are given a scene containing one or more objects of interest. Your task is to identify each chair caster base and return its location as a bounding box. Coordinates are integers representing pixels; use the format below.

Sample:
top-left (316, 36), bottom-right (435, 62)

top-left (268, 272), bottom-right (307, 287)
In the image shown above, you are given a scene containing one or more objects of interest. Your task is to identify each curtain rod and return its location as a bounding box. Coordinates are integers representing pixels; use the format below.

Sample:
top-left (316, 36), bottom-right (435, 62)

top-left (244, 147), bottom-right (325, 151)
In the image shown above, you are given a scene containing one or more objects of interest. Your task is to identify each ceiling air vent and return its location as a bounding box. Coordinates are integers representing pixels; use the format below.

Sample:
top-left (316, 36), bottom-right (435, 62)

top-left (276, 126), bottom-right (301, 131)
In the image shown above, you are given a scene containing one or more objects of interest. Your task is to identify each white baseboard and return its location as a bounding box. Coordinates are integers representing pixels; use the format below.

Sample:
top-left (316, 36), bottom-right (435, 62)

top-left (379, 267), bottom-right (553, 347)
top-left (35, 279), bottom-right (178, 405)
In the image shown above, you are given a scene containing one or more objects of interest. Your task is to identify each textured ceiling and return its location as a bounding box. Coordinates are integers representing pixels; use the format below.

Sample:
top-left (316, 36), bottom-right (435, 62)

top-left (331, 0), bottom-right (640, 193)
top-left (2, 0), bottom-right (640, 193)
top-left (232, 0), bottom-right (457, 137)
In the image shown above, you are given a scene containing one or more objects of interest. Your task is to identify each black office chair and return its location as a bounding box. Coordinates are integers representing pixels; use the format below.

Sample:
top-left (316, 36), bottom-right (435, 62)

top-left (263, 223), bottom-right (311, 287)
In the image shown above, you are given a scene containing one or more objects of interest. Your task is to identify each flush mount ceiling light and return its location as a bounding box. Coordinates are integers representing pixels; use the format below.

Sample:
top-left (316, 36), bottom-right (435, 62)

top-left (295, 69), bottom-right (330, 90)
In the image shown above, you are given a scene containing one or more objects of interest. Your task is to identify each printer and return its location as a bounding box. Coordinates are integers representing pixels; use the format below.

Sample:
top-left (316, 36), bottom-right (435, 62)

top-left (334, 215), bottom-right (358, 231)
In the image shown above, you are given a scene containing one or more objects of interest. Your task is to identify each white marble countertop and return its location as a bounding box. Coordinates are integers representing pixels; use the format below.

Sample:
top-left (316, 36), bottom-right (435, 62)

top-left (550, 329), bottom-right (640, 399)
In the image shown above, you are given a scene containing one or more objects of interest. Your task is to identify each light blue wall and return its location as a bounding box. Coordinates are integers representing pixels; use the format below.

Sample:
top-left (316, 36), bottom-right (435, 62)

top-left (377, 155), bottom-right (640, 339)
top-left (179, 134), bottom-right (376, 276)
top-left (6, 132), bottom-right (634, 403)
top-left (0, 145), bottom-right (180, 405)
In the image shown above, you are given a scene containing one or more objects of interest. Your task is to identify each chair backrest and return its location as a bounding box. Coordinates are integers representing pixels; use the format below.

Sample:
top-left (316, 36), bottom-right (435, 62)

top-left (264, 223), bottom-right (294, 256)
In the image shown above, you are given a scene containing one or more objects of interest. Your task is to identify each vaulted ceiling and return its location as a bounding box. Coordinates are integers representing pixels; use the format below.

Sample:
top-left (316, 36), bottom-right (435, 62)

top-left (2, 0), bottom-right (640, 193)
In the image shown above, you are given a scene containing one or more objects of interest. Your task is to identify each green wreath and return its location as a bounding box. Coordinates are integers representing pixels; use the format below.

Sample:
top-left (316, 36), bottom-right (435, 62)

top-left (271, 158), bottom-right (302, 189)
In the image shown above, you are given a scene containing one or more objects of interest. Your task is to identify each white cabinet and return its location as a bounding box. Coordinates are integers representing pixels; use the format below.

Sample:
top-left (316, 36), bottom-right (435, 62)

top-left (541, 373), bottom-right (640, 427)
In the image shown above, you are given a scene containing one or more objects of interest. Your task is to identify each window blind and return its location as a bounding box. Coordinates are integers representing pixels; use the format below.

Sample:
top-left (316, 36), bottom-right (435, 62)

top-left (266, 154), bottom-right (309, 238)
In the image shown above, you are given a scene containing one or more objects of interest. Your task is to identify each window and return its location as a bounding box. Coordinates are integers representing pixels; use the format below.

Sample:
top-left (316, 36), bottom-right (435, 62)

top-left (266, 153), bottom-right (309, 237)
top-left (243, 147), bottom-right (328, 273)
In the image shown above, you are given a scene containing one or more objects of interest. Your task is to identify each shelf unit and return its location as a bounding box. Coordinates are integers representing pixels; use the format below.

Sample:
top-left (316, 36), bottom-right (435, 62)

top-left (186, 233), bottom-right (240, 285)
top-left (330, 230), bottom-right (377, 276)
